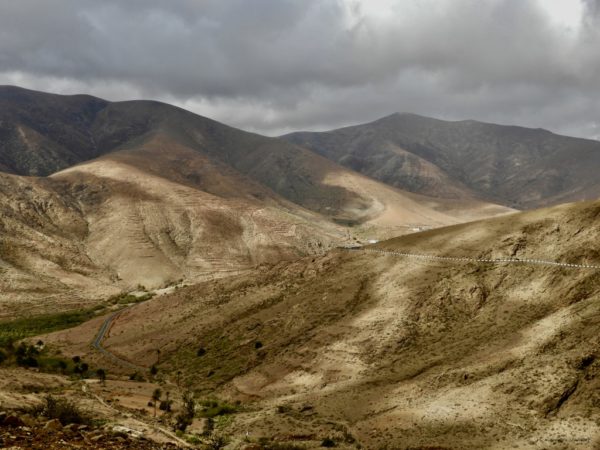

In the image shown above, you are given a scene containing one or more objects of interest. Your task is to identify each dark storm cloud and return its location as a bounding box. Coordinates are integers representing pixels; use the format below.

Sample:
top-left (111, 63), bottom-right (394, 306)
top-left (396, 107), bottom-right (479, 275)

top-left (0, 0), bottom-right (599, 139)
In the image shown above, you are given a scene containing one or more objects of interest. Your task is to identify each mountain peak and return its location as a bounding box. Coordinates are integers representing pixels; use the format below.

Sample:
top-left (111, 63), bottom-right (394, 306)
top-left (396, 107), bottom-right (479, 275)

top-left (283, 112), bottom-right (600, 209)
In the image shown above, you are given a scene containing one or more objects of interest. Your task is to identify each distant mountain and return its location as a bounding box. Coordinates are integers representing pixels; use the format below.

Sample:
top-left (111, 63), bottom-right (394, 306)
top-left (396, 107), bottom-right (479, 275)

top-left (0, 87), bottom-right (513, 315)
top-left (0, 86), bottom-right (504, 223)
top-left (283, 113), bottom-right (600, 208)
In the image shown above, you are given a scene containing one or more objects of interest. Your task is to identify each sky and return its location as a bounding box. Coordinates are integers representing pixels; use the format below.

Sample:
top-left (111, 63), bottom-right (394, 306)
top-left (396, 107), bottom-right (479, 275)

top-left (1, 0), bottom-right (599, 139)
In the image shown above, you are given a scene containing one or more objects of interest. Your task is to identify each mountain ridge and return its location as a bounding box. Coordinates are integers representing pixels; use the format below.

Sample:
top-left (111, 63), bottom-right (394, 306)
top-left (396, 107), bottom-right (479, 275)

top-left (283, 112), bottom-right (600, 208)
top-left (0, 86), bottom-right (513, 316)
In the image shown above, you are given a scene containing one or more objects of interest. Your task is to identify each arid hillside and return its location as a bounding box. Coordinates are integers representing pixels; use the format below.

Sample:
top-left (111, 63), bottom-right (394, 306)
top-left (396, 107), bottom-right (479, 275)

top-left (0, 86), bottom-right (510, 223)
top-left (0, 172), bottom-right (122, 318)
top-left (0, 141), bottom-right (345, 317)
top-left (44, 200), bottom-right (600, 449)
top-left (283, 113), bottom-right (600, 208)
top-left (0, 87), bottom-right (514, 317)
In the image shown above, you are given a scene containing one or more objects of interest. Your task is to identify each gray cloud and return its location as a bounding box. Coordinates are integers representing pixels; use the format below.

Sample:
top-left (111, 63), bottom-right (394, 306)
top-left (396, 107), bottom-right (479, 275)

top-left (1, 0), bottom-right (599, 139)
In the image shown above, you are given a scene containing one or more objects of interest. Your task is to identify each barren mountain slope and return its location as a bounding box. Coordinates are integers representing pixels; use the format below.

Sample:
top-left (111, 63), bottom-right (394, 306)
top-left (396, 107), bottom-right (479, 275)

top-left (0, 173), bottom-right (120, 318)
top-left (0, 86), bottom-right (517, 317)
top-left (0, 86), bottom-right (512, 226)
top-left (0, 114), bottom-right (511, 319)
top-left (283, 113), bottom-right (600, 208)
top-left (53, 133), bottom-right (509, 284)
top-left (0, 139), bottom-right (350, 316)
top-left (45, 200), bottom-right (600, 448)
top-left (51, 135), bottom-right (347, 288)
top-left (0, 84), bottom-right (392, 219)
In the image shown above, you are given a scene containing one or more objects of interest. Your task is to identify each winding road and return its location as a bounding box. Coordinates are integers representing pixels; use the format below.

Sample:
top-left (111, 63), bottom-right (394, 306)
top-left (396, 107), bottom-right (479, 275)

top-left (352, 247), bottom-right (600, 270)
top-left (92, 305), bottom-right (147, 372)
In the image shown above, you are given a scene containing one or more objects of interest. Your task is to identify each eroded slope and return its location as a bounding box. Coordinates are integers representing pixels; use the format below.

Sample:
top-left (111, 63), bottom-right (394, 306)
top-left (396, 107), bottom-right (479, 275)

top-left (44, 200), bottom-right (600, 448)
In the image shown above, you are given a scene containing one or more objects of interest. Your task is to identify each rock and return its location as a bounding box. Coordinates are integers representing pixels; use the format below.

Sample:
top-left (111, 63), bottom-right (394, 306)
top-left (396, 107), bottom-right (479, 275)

top-left (2, 415), bottom-right (25, 427)
top-left (19, 414), bottom-right (37, 427)
top-left (112, 424), bottom-right (144, 439)
top-left (299, 404), bottom-right (313, 412)
top-left (63, 423), bottom-right (79, 432)
top-left (0, 411), bottom-right (7, 423)
top-left (43, 418), bottom-right (63, 431)
top-left (90, 434), bottom-right (105, 442)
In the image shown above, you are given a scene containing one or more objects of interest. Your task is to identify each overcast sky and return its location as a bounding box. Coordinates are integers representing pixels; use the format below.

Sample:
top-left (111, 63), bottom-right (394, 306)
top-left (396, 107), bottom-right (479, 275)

top-left (1, 0), bottom-right (599, 139)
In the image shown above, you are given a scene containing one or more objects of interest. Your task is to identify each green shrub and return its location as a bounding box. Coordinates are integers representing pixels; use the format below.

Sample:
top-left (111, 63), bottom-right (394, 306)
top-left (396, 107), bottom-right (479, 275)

top-left (0, 309), bottom-right (100, 347)
top-left (174, 391), bottom-right (195, 432)
top-left (129, 371), bottom-right (146, 382)
top-left (33, 395), bottom-right (90, 425)
top-left (197, 399), bottom-right (238, 418)
top-left (321, 438), bottom-right (336, 447)
top-left (159, 399), bottom-right (173, 411)
top-left (109, 292), bottom-right (155, 305)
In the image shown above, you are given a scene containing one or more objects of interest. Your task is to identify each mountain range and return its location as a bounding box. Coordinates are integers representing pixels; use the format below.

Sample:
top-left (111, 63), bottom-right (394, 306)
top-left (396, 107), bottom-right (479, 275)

top-left (1, 85), bottom-right (600, 448)
top-left (284, 112), bottom-right (600, 208)
top-left (0, 86), bottom-right (515, 316)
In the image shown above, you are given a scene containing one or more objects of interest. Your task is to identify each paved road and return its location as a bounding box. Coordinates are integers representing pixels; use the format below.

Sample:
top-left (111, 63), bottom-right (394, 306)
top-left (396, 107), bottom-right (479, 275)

top-left (92, 306), bottom-right (147, 372)
top-left (350, 247), bottom-right (600, 270)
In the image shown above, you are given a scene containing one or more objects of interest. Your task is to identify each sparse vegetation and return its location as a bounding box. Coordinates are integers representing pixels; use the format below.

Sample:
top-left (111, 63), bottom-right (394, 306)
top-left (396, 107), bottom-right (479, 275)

top-left (151, 388), bottom-right (162, 417)
top-left (108, 292), bottom-right (155, 305)
top-left (203, 434), bottom-right (229, 449)
top-left (174, 390), bottom-right (195, 432)
top-left (197, 399), bottom-right (238, 418)
top-left (321, 438), bottom-right (336, 447)
top-left (96, 368), bottom-right (106, 384)
top-left (31, 395), bottom-right (90, 425)
top-left (260, 443), bottom-right (307, 450)
top-left (129, 371), bottom-right (146, 382)
top-left (0, 308), bottom-right (103, 347)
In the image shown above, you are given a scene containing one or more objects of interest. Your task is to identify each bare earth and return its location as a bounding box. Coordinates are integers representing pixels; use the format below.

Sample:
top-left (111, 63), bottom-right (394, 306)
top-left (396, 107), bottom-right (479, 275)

top-left (41, 200), bottom-right (600, 449)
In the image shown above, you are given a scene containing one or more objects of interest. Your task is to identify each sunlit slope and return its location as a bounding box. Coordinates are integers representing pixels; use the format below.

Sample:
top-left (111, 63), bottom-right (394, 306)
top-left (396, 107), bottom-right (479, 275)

top-left (52, 134), bottom-right (346, 288)
top-left (45, 199), bottom-right (600, 448)
top-left (0, 173), bottom-right (118, 318)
